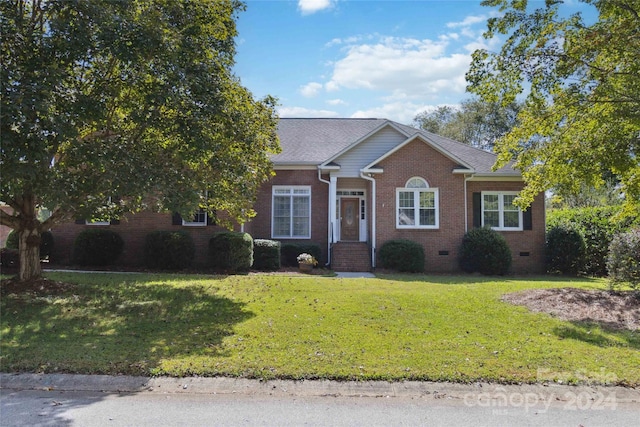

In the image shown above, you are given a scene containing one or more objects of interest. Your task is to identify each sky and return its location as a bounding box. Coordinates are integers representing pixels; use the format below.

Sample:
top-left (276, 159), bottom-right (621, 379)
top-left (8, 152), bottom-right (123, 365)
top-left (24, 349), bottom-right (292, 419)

top-left (233, 0), bottom-right (592, 125)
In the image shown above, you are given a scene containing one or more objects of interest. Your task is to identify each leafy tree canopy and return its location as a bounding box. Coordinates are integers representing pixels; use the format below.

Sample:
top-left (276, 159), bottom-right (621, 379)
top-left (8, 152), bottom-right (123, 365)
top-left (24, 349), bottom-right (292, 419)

top-left (467, 0), bottom-right (640, 215)
top-left (1, 0), bottom-right (280, 280)
top-left (413, 98), bottom-right (521, 151)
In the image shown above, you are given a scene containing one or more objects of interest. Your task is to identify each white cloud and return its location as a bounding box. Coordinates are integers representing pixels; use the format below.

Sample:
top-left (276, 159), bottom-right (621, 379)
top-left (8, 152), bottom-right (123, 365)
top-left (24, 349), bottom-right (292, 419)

top-left (325, 36), bottom-right (470, 99)
top-left (278, 106), bottom-right (339, 118)
top-left (299, 82), bottom-right (323, 98)
top-left (298, 0), bottom-right (333, 15)
top-left (446, 15), bottom-right (487, 28)
top-left (326, 99), bottom-right (346, 106)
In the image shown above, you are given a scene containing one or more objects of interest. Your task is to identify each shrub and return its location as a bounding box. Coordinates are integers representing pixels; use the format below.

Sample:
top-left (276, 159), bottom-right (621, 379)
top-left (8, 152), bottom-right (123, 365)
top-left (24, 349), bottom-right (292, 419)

top-left (253, 239), bottom-right (281, 271)
top-left (5, 230), bottom-right (54, 260)
top-left (72, 229), bottom-right (124, 266)
top-left (545, 226), bottom-right (586, 275)
top-left (0, 248), bottom-right (19, 270)
top-left (459, 227), bottom-right (512, 275)
top-left (607, 229), bottom-right (640, 290)
top-left (281, 242), bottom-right (322, 267)
top-left (378, 239), bottom-right (425, 273)
top-left (144, 231), bottom-right (196, 270)
top-left (209, 232), bottom-right (253, 272)
top-left (547, 206), bottom-right (638, 276)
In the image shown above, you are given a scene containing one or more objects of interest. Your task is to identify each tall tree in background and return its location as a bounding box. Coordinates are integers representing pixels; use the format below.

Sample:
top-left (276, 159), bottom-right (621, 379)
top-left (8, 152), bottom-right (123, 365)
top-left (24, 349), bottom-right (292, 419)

top-left (413, 98), bottom-right (521, 151)
top-left (1, 0), bottom-right (280, 281)
top-left (467, 0), bottom-right (640, 213)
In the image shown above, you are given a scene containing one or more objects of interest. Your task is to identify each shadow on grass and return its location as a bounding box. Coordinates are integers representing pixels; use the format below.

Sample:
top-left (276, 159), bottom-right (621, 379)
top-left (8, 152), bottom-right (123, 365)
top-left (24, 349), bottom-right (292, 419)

top-left (1, 275), bottom-right (253, 376)
top-left (553, 322), bottom-right (640, 349)
top-left (374, 272), bottom-right (604, 286)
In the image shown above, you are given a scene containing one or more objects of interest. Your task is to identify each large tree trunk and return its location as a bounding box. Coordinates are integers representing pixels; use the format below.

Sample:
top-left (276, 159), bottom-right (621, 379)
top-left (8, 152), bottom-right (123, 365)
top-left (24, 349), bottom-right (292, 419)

top-left (18, 226), bottom-right (42, 281)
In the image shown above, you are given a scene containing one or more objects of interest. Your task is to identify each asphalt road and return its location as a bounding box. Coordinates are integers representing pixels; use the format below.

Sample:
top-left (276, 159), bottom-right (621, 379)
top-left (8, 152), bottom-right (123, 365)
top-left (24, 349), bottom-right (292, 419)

top-left (1, 374), bottom-right (639, 426)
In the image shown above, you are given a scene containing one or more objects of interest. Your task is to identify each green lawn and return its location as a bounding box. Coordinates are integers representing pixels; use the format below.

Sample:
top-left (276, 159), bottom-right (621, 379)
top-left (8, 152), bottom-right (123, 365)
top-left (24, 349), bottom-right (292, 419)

top-left (1, 273), bottom-right (638, 385)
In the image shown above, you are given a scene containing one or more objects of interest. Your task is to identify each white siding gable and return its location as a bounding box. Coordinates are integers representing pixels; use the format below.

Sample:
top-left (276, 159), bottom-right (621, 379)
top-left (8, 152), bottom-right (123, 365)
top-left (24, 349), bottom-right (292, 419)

top-left (333, 126), bottom-right (406, 177)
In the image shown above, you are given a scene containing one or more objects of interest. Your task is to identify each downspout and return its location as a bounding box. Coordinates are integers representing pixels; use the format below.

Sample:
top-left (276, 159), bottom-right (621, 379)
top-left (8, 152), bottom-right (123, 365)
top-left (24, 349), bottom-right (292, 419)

top-left (318, 169), bottom-right (332, 267)
top-left (464, 174), bottom-right (474, 232)
top-left (360, 171), bottom-right (376, 269)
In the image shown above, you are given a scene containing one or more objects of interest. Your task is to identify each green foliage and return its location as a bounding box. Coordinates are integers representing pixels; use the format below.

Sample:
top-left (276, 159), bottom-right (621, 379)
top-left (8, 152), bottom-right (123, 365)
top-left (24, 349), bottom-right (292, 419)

top-left (209, 232), bottom-right (253, 272)
top-left (607, 229), bottom-right (640, 290)
top-left (1, 0), bottom-right (279, 280)
top-left (143, 231), bottom-right (195, 271)
top-left (547, 207), bottom-right (637, 276)
top-left (72, 229), bottom-right (124, 266)
top-left (378, 239), bottom-right (425, 273)
top-left (413, 98), bottom-right (521, 151)
top-left (252, 239), bottom-right (281, 271)
top-left (545, 226), bottom-right (585, 275)
top-left (0, 248), bottom-right (19, 270)
top-left (459, 227), bottom-right (512, 275)
top-left (6, 230), bottom-right (54, 259)
top-left (281, 242), bottom-right (322, 267)
top-left (467, 0), bottom-right (640, 212)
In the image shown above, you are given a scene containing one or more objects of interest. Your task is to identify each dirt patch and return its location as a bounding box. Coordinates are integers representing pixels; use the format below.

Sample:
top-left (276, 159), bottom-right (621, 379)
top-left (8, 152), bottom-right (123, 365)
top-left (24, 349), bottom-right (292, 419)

top-left (502, 288), bottom-right (640, 331)
top-left (0, 277), bottom-right (77, 297)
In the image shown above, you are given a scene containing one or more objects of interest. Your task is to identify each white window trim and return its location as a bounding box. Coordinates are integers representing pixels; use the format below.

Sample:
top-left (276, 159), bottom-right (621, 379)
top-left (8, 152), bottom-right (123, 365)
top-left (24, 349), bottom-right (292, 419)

top-left (481, 191), bottom-right (523, 231)
top-left (182, 191), bottom-right (209, 226)
top-left (86, 197), bottom-right (113, 225)
top-left (271, 185), bottom-right (312, 239)
top-left (395, 187), bottom-right (440, 229)
top-left (182, 209), bottom-right (208, 227)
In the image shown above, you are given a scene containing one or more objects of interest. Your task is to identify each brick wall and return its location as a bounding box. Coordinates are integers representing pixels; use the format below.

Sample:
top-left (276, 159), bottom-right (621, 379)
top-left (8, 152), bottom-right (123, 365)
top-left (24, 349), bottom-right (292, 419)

top-left (244, 169), bottom-right (330, 264)
top-left (373, 139), bottom-right (546, 274)
top-left (374, 139), bottom-right (467, 273)
top-left (51, 211), bottom-right (232, 267)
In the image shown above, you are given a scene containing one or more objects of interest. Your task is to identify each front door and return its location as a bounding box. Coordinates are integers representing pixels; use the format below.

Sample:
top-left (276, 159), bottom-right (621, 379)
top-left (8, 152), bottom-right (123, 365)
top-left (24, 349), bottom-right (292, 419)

top-left (340, 198), bottom-right (359, 241)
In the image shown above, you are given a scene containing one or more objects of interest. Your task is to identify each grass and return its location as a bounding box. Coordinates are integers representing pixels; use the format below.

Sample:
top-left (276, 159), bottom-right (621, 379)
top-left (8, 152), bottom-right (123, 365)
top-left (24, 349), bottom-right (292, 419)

top-left (1, 272), bottom-right (638, 385)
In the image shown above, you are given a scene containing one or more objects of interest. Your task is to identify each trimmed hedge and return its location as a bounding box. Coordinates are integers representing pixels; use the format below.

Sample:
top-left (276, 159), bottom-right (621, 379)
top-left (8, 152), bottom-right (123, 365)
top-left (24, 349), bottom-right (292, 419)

top-left (547, 206), bottom-right (638, 276)
top-left (281, 242), bottom-right (322, 267)
top-left (209, 232), bottom-right (253, 272)
top-left (607, 228), bottom-right (640, 290)
top-left (459, 227), bottom-right (512, 275)
top-left (144, 230), bottom-right (195, 270)
top-left (253, 239), bottom-right (281, 271)
top-left (5, 230), bottom-right (54, 259)
top-left (378, 239), bottom-right (425, 273)
top-left (545, 226), bottom-right (586, 275)
top-left (72, 229), bottom-right (124, 266)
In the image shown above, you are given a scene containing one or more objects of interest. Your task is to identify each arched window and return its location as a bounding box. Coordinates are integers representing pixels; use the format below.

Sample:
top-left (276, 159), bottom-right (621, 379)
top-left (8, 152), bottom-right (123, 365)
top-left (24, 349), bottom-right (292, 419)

top-left (396, 177), bottom-right (439, 229)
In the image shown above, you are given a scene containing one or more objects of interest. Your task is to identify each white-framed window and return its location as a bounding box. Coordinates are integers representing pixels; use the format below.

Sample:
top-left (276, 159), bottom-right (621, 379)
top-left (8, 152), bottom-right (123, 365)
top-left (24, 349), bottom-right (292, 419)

top-left (482, 191), bottom-right (522, 230)
top-left (272, 186), bottom-right (311, 238)
top-left (182, 208), bottom-right (207, 226)
top-left (86, 197), bottom-right (113, 225)
top-left (396, 177), bottom-right (439, 229)
top-left (182, 191), bottom-right (209, 226)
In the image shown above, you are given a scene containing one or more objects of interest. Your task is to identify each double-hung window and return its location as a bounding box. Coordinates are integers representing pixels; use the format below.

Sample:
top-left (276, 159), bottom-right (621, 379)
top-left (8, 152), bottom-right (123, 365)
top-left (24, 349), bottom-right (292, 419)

top-left (396, 177), bottom-right (439, 229)
top-left (182, 191), bottom-right (209, 226)
top-left (272, 186), bottom-right (311, 238)
top-left (482, 192), bottom-right (522, 230)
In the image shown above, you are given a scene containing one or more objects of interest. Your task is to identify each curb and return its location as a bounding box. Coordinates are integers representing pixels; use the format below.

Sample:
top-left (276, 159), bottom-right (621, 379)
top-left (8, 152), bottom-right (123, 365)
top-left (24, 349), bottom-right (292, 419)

top-left (2, 373), bottom-right (639, 403)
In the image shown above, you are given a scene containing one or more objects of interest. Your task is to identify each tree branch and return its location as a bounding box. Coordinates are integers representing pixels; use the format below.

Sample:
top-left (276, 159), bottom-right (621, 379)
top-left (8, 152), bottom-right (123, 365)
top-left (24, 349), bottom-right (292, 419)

top-left (0, 208), bottom-right (20, 229)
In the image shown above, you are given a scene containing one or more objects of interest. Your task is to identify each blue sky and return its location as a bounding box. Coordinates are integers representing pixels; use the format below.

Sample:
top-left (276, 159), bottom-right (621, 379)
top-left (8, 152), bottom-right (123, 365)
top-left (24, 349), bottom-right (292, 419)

top-left (234, 0), bottom-right (591, 125)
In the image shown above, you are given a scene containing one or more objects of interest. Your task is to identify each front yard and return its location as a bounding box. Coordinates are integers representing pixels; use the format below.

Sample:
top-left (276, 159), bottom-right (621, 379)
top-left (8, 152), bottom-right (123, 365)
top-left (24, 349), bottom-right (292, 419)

top-left (1, 273), bottom-right (638, 385)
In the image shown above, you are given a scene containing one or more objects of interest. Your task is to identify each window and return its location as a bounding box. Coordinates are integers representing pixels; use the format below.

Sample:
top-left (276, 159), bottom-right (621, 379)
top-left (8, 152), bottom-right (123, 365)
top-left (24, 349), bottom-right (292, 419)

top-left (272, 186), bottom-right (311, 238)
top-left (396, 177), bottom-right (439, 229)
top-left (482, 192), bottom-right (522, 230)
top-left (182, 208), bottom-right (207, 226)
top-left (85, 197), bottom-right (116, 225)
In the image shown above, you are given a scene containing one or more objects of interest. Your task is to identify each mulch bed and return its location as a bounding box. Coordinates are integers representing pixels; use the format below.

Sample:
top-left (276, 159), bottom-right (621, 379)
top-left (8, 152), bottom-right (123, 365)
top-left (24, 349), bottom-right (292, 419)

top-left (502, 288), bottom-right (640, 331)
top-left (0, 277), bottom-right (77, 297)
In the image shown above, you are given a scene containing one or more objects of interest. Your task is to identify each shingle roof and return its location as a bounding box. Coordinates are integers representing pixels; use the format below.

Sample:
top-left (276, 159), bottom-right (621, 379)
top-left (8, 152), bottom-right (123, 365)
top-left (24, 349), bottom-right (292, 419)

top-left (273, 118), bottom-right (519, 176)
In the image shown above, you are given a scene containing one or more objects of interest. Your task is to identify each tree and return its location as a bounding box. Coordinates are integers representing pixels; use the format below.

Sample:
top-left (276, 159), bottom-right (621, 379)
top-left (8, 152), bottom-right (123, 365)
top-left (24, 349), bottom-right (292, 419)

top-left (0, 0), bottom-right (280, 282)
top-left (467, 0), bottom-right (640, 215)
top-left (413, 98), bottom-right (521, 151)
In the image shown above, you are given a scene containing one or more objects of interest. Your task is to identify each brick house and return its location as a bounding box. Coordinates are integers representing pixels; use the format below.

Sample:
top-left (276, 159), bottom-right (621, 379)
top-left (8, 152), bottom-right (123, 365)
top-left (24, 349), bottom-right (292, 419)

top-left (51, 118), bottom-right (545, 273)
